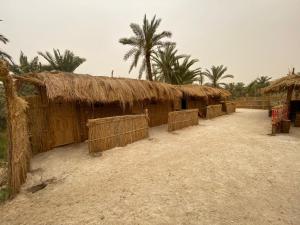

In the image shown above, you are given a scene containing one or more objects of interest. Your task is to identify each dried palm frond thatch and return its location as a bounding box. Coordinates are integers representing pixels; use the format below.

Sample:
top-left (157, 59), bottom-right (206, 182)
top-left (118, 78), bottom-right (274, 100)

top-left (263, 74), bottom-right (300, 94)
top-left (15, 72), bottom-right (230, 106)
top-left (177, 84), bottom-right (231, 99)
top-left (16, 72), bottom-right (183, 108)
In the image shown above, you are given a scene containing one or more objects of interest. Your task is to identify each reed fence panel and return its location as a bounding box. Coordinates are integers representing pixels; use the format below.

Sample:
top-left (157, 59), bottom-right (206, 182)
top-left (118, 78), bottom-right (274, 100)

top-left (87, 114), bottom-right (149, 153)
top-left (224, 102), bottom-right (236, 113)
top-left (233, 96), bottom-right (284, 109)
top-left (168, 109), bottom-right (199, 132)
top-left (206, 104), bottom-right (223, 119)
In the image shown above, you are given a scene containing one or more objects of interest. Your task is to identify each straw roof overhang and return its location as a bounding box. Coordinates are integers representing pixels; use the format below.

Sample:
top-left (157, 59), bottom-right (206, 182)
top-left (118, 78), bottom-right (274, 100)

top-left (177, 84), bottom-right (231, 99)
top-left (263, 74), bottom-right (300, 94)
top-left (16, 72), bottom-right (183, 106)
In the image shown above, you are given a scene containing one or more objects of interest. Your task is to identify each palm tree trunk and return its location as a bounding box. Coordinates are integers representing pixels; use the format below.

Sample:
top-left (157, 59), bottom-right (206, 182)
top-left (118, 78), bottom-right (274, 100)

top-left (145, 54), bottom-right (153, 81)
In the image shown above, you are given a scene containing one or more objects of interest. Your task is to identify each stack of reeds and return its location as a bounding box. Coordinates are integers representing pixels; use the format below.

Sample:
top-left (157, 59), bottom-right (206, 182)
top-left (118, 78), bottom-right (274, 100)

top-left (87, 114), bottom-right (149, 153)
top-left (168, 109), bottom-right (199, 131)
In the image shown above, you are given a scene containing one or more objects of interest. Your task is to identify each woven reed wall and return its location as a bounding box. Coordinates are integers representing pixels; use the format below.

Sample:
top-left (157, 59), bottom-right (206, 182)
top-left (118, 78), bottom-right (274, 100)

top-left (168, 109), bottom-right (199, 132)
top-left (131, 101), bottom-right (175, 127)
top-left (224, 102), bottom-right (236, 114)
top-left (78, 102), bottom-right (132, 141)
top-left (208, 97), bottom-right (222, 105)
top-left (25, 95), bottom-right (49, 154)
top-left (206, 104), bottom-right (223, 119)
top-left (87, 114), bottom-right (149, 153)
top-left (187, 98), bottom-right (207, 118)
top-left (234, 96), bottom-right (285, 109)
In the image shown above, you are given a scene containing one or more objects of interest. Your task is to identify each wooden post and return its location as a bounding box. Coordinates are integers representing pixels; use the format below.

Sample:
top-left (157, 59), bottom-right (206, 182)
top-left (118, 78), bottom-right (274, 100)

top-left (0, 60), bottom-right (14, 197)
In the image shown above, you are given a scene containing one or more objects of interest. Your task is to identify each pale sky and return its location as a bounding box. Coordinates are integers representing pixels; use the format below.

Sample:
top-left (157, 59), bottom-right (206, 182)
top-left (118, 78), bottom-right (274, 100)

top-left (1, 0), bottom-right (300, 84)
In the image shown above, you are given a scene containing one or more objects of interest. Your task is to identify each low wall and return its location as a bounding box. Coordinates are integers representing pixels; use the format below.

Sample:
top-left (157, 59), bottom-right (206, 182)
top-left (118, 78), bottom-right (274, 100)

top-left (87, 114), bottom-right (149, 153)
top-left (224, 102), bottom-right (236, 114)
top-left (168, 109), bottom-right (199, 132)
top-left (206, 104), bottom-right (223, 119)
top-left (233, 96), bottom-right (284, 109)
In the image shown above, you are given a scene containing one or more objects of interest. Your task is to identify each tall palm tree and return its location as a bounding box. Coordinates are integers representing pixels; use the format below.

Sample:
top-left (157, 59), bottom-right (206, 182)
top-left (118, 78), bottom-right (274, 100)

top-left (10, 51), bottom-right (42, 74)
top-left (153, 44), bottom-right (184, 83)
top-left (119, 15), bottom-right (173, 81)
top-left (38, 49), bottom-right (86, 72)
top-left (173, 56), bottom-right (201, 85)
top-left (203, 65), bottom-right (234, 87)
top-left (153, 45), bottom-right (201, 84)
top-left (0, 20), bottom-right (13, 63)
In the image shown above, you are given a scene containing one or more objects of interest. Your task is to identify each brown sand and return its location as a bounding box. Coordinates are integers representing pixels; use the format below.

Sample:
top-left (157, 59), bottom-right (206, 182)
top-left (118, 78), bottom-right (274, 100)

top-left (0, 109), bottom-right (299, 225)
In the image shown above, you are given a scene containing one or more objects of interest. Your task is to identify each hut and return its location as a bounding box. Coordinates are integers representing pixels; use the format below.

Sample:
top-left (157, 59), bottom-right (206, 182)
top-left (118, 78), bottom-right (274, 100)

top-left (263, 73), bottom-right (300, 123)
top-left (177, 84), bottom-right (231, 118)
top-left (13, 71), bottom-right (182, 154)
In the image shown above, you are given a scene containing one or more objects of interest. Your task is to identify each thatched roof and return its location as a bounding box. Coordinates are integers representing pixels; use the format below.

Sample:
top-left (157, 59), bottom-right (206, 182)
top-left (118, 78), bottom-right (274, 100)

top-left (263, 74), bottom-right (300, 94)
top-left (178, 84), bottom-right (231, 99)
top-left (15, 72), bottom-right (231, 106)
top-left (17, 72), bottom-right (182, 107)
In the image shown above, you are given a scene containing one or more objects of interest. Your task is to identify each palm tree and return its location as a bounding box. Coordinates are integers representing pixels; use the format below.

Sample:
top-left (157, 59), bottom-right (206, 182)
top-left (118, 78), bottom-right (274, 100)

top-left (153, 45), bottom-right (201, 84)
top-left (0, 20), bottom-right (13, 63)
top-left (153, 44), bottom-right (184, 83)
top-left (197, 72), bottom-right (205, 85)
top-left (119, 15), bottom-right (173, 81)
top-left (38, 49), bottom-right (86, 72)
top-left (256, 76), bottom-right (272, 88)
top-left (203, 65), bottom-right (234, 87)
top-left (173, 56), bottom-right (201, 85)
top-left (10, 52), bottom-right (42, 74)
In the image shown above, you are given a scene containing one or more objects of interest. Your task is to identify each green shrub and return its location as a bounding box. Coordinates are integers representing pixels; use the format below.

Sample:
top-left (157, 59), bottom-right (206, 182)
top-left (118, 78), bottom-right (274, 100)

top-left (0, 187), bottom-right (9, 202)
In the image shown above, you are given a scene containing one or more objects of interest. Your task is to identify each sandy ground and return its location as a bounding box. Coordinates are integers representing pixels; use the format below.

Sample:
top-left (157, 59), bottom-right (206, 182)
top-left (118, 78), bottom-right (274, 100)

top-left (0, 109), bottom-right (300, 225)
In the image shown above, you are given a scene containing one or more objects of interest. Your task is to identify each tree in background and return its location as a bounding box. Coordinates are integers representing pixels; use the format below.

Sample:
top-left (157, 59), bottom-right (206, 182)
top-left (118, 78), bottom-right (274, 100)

top-left (225, 75), bottom-right (272, 99)
top-left (256, 76), bottom-right (272, 88)
top-left (203, 65), bottom-right (234, 87)
top-left (225, 82), bottom-right (246, 98)
top-left (0, 20), bottom-right (12, 63)
top-left (119, 15), bottom-right (173, 81)
top-left (153, 44), bottom-right (184, 83)
top-left (10, 52), bottom-right (42, 74)
top-left (38, 49), bottom-right (86, 72)
top-left (197, 72), bottom-right (205, 85)
top-left (245, 76), bottom-right (272, 97)
top-left (153, 44), bottom-right (201, 85)
top-left (172, 56), bottom-right (201, 85)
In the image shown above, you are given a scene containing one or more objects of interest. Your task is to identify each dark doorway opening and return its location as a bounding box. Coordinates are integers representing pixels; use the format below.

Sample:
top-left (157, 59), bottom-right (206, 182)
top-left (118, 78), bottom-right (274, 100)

top-left (181, 99), bottom-right (187, 109)
top-left (289, 100), bottom-right (300, 122)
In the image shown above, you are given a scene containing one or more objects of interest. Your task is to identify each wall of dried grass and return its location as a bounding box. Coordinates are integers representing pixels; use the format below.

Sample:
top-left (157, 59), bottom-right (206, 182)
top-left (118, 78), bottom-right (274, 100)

top-left (87, 114), bottom-right (149, 153)
top-left (224, 102), bottom-right (236, 114)
top-left (168, 109), bottom-right (199, 132)
top-left (132, 101), bottom-right (175, 127)
top-left (187, 98), bottom-right (207, 118)
top-left (206, 104), bottom-right (224, 119)
top-left (25, 95), bottom-right (49, 154)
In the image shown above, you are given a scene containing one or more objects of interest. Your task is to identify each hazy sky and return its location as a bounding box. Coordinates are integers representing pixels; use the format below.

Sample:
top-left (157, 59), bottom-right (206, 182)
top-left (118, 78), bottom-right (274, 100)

top-left (1, 0), bottom-right (300, 83)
